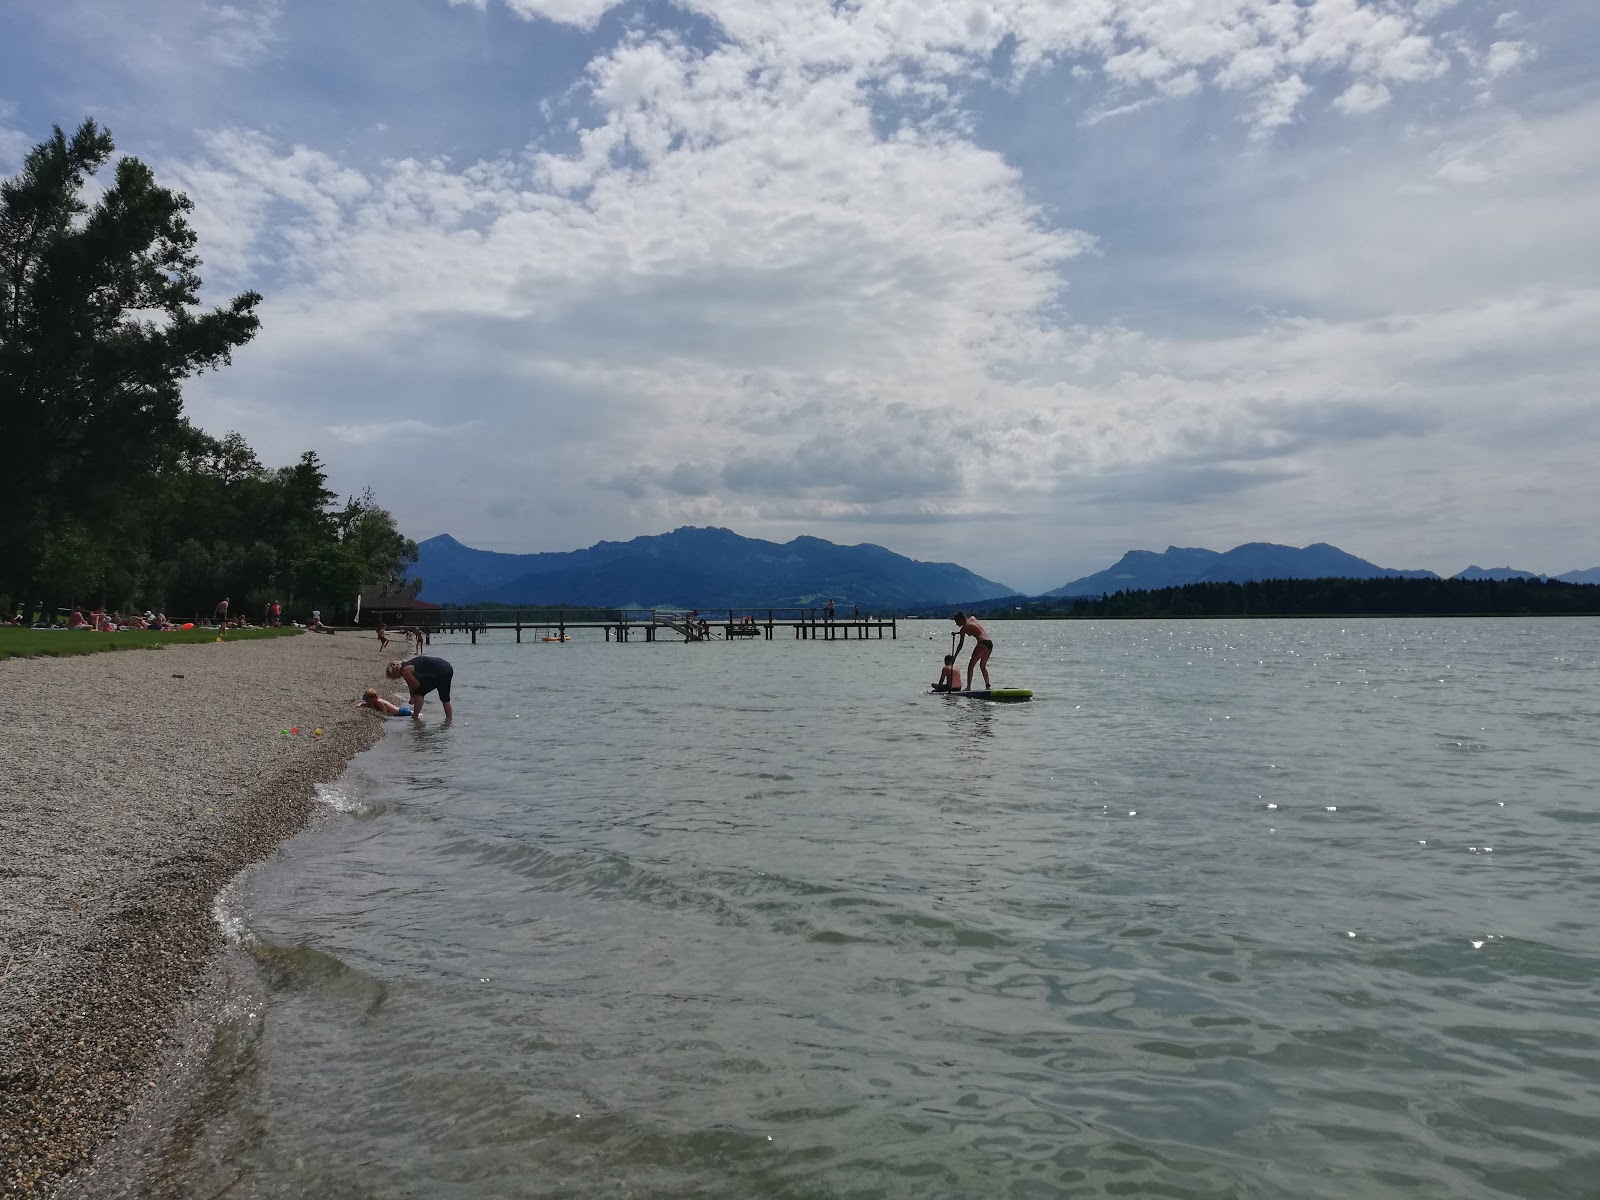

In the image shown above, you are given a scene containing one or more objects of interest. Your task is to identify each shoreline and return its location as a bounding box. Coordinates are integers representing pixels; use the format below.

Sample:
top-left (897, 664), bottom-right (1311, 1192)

top-left (0, 632), bottom-right (401, 1198)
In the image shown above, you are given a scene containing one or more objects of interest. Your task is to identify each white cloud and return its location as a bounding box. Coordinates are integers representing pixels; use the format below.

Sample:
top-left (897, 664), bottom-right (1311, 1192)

top-left (1250, 74), bottom-right (1311, 136)
top-left (327, 418), bottom-right (470, 445)
top-left (201, 0), bottom-right (285, 66)
top-left (1483, 39), bottom-right (1533, 77)
top-left (464, 0), bottom-right (1453, 127)
top-left (140, 0), bottom-right (1600, 585)
top-left (1333, 79), bottom-right (1392, 113)
top-left (0, 103), bottom-right (32, 169)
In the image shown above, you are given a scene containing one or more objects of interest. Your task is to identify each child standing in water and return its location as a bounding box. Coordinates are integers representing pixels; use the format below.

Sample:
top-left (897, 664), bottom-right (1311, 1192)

top-left (932, 654), bottom-right (963, 692)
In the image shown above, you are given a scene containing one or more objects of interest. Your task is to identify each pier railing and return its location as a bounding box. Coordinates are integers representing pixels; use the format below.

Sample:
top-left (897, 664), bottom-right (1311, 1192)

top-left (360, 607), bottom-right (896, 645)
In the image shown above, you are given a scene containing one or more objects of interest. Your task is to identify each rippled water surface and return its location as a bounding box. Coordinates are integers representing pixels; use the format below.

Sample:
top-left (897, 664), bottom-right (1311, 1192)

top-left (189, 619), bottom-right (1600, 1199)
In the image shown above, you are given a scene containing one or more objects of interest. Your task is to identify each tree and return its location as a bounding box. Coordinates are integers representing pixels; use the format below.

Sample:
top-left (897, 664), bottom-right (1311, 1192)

top-left (338, 487), bottom-right (419, 586)
top-left (0, 118), bottom-right (261, 602)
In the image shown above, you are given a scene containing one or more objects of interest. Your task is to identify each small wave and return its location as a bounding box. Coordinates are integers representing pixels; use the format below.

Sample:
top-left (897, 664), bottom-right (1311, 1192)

top-left (314, 778), bottom-right (385, 817)
top-left (211, 877), bottom-right (258, 948)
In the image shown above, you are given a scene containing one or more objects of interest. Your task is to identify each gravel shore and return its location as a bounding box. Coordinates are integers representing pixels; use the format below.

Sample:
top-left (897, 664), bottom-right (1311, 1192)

top-left (0, 631), bottom-right (400, 1198)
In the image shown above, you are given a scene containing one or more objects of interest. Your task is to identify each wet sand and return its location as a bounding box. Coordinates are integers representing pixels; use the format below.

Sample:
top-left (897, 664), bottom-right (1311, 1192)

top-left (0, 632), bottom-right (402, 1198)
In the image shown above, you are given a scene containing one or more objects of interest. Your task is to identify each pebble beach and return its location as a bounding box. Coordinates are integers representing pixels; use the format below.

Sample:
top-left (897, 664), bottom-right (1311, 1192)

top-left (0, 631), bottom-right (398, 1198)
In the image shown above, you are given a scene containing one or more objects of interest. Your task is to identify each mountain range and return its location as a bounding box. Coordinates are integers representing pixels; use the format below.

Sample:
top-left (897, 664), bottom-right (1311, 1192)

top-left (412, 528), bottom-right (1014, 608)
top-left (412, 530), bottom-right (1600, 609)
top-left (1046, 544), bottom-right (1600, 596)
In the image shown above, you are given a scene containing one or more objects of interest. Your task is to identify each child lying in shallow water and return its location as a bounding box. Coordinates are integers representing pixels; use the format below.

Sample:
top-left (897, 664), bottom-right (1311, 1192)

top-left (356, 687), bottom-right (413, 717)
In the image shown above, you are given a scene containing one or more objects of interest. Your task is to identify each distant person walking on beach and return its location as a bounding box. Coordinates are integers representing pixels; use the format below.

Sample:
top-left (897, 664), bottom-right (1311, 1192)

top-left (214, 596), bottom-right (229, 626)
top-left (387, 655), bottom-right (454, 720)
top-left (952, 611), bottom-right (993, 691)
top-left (377, 621), bottom-right (390, 651)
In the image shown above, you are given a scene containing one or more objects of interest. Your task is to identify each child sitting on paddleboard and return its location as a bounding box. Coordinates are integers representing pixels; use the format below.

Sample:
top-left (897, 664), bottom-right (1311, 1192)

top-left (356, 688), bottom-right (413, 717)
top-left (932, 654), bottom-right (963, 692)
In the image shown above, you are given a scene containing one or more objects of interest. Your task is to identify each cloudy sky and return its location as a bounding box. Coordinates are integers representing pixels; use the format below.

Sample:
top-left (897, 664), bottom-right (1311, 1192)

top-left (4, 0), bottom-right (1597, 591)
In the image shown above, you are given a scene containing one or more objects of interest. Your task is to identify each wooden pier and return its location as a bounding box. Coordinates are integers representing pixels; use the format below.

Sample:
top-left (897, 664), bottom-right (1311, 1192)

top-left (363, 607), bottom-right (896, 646)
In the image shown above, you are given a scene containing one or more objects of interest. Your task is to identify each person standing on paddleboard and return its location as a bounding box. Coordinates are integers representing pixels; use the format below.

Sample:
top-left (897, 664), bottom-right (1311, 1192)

top-left (387, 656), bottom-right (454, 721)
top-left (952, 611), bottom-right (993, 691)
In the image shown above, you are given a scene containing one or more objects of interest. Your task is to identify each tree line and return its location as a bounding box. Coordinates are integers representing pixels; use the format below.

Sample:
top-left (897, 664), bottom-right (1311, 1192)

top-left (1, 119), bottom-right (414, 622)
top-left (1004, 576), bottom-right (1600, 619)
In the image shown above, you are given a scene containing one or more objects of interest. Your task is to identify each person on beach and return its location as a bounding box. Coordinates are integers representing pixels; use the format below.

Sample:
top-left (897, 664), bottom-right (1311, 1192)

top-left (377, 621), bottom-right (390, 651)
top-left (270, 599), bottom-right (281, 627)
top-left (386, 655), bottom-right (454, 720)
top-left (932, 654), bottom-right (963, 692)
top-left (67, 609), bottom-right (91, 630)
top-left (356, 687), bottom-right (413, 717)
top-left (952, 611), bottom-right (993, 691)
top-left (214, 596), bottom-right (229, 626)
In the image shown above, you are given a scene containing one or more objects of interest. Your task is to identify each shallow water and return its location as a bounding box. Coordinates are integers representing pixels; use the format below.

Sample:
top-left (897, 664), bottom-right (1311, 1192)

top-left (182, 619), bottom-right (1600, 1198)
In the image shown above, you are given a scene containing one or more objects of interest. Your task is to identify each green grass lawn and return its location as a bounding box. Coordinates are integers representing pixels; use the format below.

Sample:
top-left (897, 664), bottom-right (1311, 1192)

top-left (0, 626), bottom-right (303, 661)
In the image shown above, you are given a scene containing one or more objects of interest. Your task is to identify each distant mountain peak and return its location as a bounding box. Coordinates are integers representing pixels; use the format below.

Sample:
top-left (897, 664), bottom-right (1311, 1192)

top-left (411, 529), bottom-right (1015, 607)
top-left (1046, 541), bottom-right (1442, 598)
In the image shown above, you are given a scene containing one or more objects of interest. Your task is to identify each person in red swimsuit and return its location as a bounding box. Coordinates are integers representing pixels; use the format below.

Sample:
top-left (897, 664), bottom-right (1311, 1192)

top-left (952, 611), bottom-right (993, 691)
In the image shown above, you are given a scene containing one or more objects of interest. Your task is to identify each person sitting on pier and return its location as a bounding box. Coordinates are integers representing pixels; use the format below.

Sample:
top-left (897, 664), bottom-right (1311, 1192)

top-left (932, 654), bottom-right (963, 692)
top-left (952, 611), bottom-right (993, 691)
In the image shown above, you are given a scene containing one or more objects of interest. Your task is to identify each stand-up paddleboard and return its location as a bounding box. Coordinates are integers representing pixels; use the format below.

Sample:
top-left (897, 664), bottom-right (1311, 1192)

top-left (932, 688), bottom-right (1034, 702)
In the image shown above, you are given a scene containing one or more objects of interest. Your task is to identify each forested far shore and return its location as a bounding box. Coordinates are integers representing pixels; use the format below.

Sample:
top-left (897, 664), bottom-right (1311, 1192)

top-left (1003, 576), bottom-right (1600, 619)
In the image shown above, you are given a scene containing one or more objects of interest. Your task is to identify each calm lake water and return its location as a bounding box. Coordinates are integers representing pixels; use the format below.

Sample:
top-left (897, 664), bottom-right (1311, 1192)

top-left (180, 618), bottom-right (1600, 1199)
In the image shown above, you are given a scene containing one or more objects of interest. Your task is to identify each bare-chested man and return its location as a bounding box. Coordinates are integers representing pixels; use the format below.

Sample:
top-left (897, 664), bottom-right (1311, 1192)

top-left (952, 611), bottom-right (993, 691)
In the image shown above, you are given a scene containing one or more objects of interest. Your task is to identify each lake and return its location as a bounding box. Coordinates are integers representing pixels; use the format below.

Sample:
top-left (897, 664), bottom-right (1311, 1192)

top-left (178, 618), bottom-right (1600, 1198)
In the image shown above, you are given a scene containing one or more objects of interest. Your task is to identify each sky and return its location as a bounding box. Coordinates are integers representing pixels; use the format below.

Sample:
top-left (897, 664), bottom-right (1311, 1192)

top-left (3, 0), bottom-right (1597, 593)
